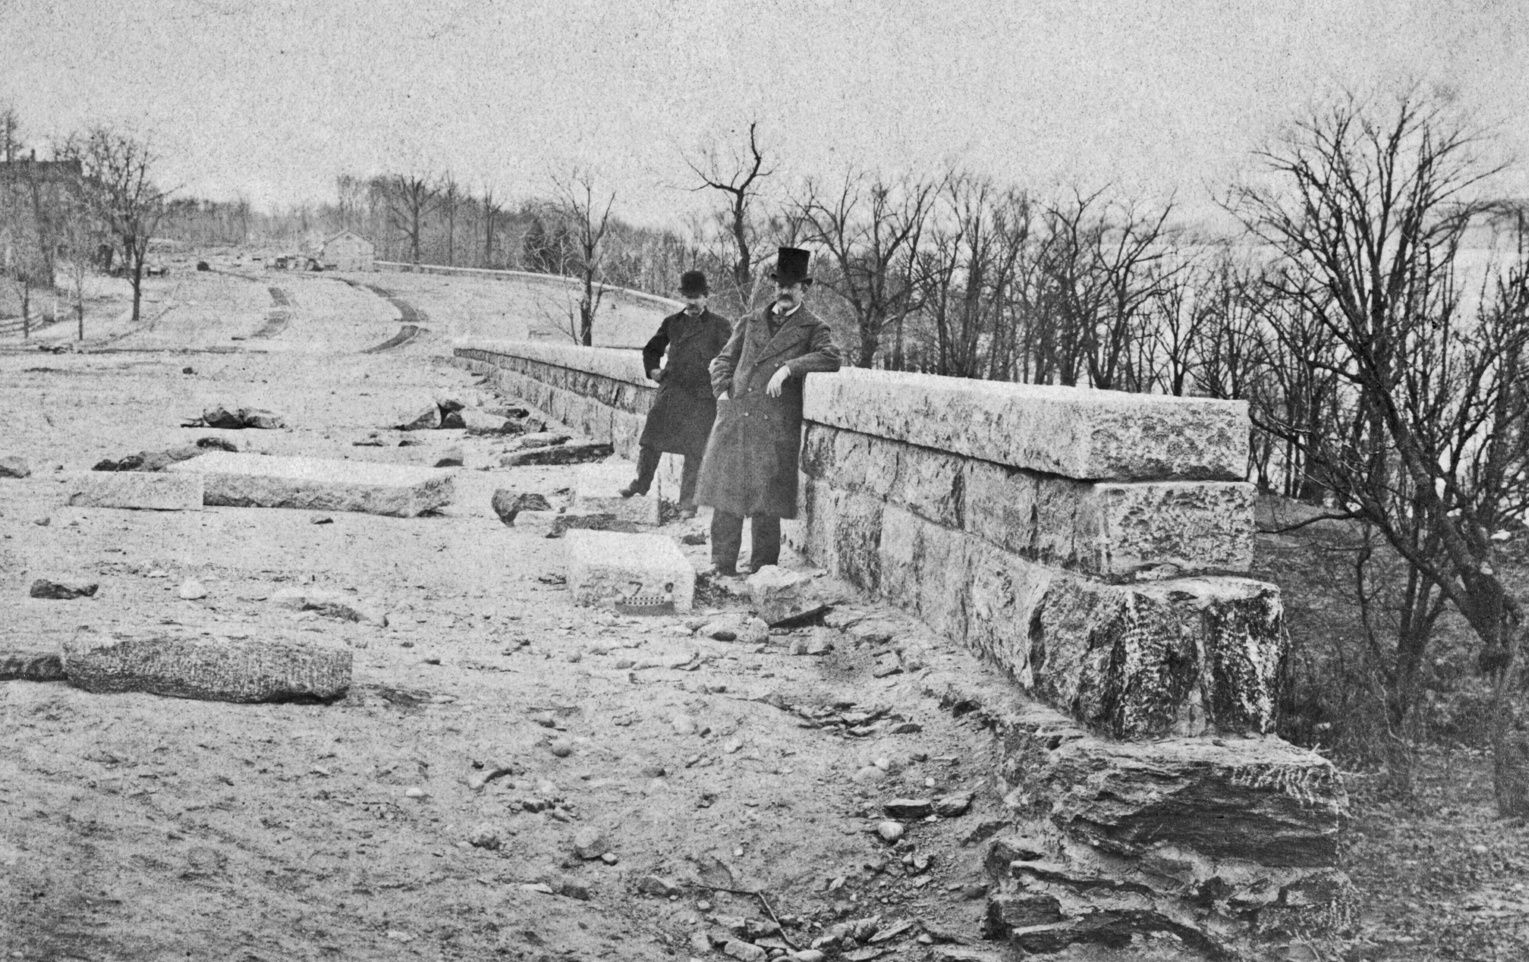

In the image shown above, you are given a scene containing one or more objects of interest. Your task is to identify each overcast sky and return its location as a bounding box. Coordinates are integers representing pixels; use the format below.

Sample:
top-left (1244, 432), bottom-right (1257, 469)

top-left (3, 0), bottom-right (1527, 230)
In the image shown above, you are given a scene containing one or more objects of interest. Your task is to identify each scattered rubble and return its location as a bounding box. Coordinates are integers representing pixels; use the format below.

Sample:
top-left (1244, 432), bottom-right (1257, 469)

top-left (29, 578), bottom-right (99, 600)
top-left (187, 405), bottom-right (287, 430)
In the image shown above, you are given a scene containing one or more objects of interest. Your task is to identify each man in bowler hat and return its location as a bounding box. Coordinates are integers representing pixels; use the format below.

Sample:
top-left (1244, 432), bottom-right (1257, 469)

top-left (621, 270), bottom-right (733, 518)
top-left (695, 247), bottom-right (842, 575)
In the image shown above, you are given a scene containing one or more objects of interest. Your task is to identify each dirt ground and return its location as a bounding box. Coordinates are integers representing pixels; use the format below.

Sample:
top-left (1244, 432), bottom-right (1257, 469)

top-left (0, 266), bottom-right (1016, 962)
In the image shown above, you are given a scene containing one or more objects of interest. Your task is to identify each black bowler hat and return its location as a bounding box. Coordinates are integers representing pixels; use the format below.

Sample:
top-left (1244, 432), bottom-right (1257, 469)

top-left (678, 270), bottom-right (709, 296)
top-left (771, 247), bottom-right (813, 286)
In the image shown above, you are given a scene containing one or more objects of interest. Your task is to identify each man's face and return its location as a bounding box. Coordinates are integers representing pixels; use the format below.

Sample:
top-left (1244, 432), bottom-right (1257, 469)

top-left (774, 281), bottom-right (805, 310)
top-left (683, 294), bottom-right (707, 314)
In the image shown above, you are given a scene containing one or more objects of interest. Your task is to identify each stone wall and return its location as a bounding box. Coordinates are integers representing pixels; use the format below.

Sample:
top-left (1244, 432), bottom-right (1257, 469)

top-left (453, 342), bottom-right (1351, 958)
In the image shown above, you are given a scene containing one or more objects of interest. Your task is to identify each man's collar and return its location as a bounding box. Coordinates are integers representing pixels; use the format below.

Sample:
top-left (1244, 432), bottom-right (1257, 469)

top-left (774, 302), bottom-right (801, 318)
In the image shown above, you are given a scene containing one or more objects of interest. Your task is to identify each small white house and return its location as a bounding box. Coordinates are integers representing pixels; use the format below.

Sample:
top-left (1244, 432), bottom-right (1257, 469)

top-left (320, 230), bottom-right (375, 272)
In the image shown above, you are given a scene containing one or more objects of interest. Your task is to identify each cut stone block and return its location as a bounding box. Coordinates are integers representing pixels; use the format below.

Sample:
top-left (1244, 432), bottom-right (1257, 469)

top-left (564, 530), bottom-right (695, 613)
top-left (67, 472), bottom-right (204, 511)
top-left (61, 631), bottom-right (352, 702)
top-left (963, 462), bottom-right (1254, 579)
top-left (167, 452), bottom-right (452, 517)
top-left (802, 367), bottom-right (1246, 481)
top-left (746, 565), bottom-right (816, 625)
top-left (571, 461), bottom-right (660, 525)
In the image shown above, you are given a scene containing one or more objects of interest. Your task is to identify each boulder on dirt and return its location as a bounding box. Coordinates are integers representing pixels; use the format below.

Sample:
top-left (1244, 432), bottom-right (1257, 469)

top-left (439, 410), bottom-right (467, 430)
top-left (239, 408), bottom-right (286, 430)
top-left (434, 447), bottom-right (464, 468)
top-left (167, 452), bottom-right (453, 518)
top-left (636, 875), bottom-right (682, 898)
top-left (572, 826), bottom-right (609, 860)
top-left (397, 405), bottom-right (441, 431)
top-left (491, 489), bottom-right (553, 525)
top-left (61, 630), bottom-right (352, 703)
top-left (29, 578), bottom-right (99, 600)
top-left (460, 408), bottom-right (515, 435)
top-left (885, 798), bottom-right (934, 819)
top-left (746, 566), bottom-right (813, 624)
top-left (201, 405), bottom-right (244, 429)
top-left (935, 792), bottom-right (975, 817)
top-left (67, 472), bottom-right (204, 511)
top-left (499, 441), bottom-right (613, 467)
top-left (177, 579), bottom-right (208, 601)
top-left (738, 617), bottom-right (770, 646)
top-left (196, 405), bottom-right (285, 430)
top-left (0, 456), bottom-right (31, 478)
top-left (565, 530), bottom-right (696, 614)
top-left (196, 261), bottom-right (210, 271)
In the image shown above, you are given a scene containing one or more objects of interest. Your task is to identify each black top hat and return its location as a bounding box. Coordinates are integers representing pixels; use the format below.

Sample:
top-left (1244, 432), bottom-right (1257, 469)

top-left (771, 247), bottom-right (813, 286)
top-left (678, 270), bottom-right (709, 297)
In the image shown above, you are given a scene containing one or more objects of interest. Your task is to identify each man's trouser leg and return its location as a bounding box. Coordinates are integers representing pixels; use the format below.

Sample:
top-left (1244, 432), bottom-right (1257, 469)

top-left (749, 515), bottom-right (782, 569)
top-left (629, 444), bottom-right (661, 494)
top-left (711, 510), bottom-right (744, 573)
top-left (678, 455), bottom-right (702, 508)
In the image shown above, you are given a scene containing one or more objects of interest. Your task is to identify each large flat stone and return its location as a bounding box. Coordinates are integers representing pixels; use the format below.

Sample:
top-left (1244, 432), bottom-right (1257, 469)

top-left (802, 367), bottom-right (1246, 481)
top-left (564, 530), bottom-right (694, 613)
top-left (61, 631), bottom-right (352, 702)
top-left (572, 461), bottom-right (660, 524)
top-left (66, 472), bottom-right (204, 511)
top-left (167, 452), bottom-right (452, 517)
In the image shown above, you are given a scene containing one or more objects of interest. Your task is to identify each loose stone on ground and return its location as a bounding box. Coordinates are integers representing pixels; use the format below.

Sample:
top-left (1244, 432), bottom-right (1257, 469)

top-left (67, 472), bottom-right (204, 511)
top-left (167, 452), bottom-right (453, 518)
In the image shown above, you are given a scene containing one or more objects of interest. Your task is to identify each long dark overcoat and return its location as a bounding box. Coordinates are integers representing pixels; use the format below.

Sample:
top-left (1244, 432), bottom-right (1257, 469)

top-left (638, 309), bottom-right (733, 457)
top-left (695, 305), bottom-right (842, 518)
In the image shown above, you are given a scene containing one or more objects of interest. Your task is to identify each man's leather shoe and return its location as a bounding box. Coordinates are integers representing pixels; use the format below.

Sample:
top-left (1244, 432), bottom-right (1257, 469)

top-left (619, 482), bottom-right (644, 498)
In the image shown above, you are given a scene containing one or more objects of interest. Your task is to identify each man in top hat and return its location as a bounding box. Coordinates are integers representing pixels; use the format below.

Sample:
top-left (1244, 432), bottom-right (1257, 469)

top-left (620, 270), bottom-right (733, 518)
top-left (695, 247), bottom-right (842, 575)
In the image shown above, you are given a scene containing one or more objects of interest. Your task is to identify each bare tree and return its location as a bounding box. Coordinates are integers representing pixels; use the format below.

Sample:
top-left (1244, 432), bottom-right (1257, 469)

top-left (798, 168), bottom-right (939, 366)
top-left (685, 121), bottom-right (772, 310)
top-left (440, 173), bottom-right (460, 266)
top-left (550, 169), bottom-right (615, 346)
top-left (1232, 89), bottom-right (1529, 813)
top-left (480, 185), bottom-right (503, 268)
top-left (58, 126), bottom-right (167, 324)
top-left (387, 173), bottom-right (438, 265)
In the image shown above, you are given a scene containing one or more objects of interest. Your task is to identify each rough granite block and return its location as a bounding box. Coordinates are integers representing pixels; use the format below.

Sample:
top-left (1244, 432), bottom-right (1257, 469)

top-left (964, 462), bottom-right (1253, 579)
top-left (572, 460), bottom-right (661, 523)
top-left (803, 367), bottom-right (1246, 481)
top-left (61, 631), bottom-right (351, 702)
top-left (167, 452), bottom-right (452, 517)
top-left (564, 530), bottom-right (695, 613)
top-left (66, 472), bottom-right (204, 511)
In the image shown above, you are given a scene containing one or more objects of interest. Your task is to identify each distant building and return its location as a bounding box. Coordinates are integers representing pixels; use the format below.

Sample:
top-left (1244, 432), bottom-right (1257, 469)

top-left (320, 230), bottom-right (374, 271)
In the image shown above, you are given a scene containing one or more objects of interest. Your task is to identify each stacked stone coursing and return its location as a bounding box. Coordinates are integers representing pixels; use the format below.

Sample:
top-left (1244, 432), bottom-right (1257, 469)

top-left (453, 345), bottom-right (1351, 958)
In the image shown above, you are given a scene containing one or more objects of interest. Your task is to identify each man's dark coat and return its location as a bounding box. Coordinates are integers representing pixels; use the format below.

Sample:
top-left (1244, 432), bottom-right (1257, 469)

top-left (639, 309), bottom-right (733, 457)
top-left (695, 304), bottom-right (842, 518)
